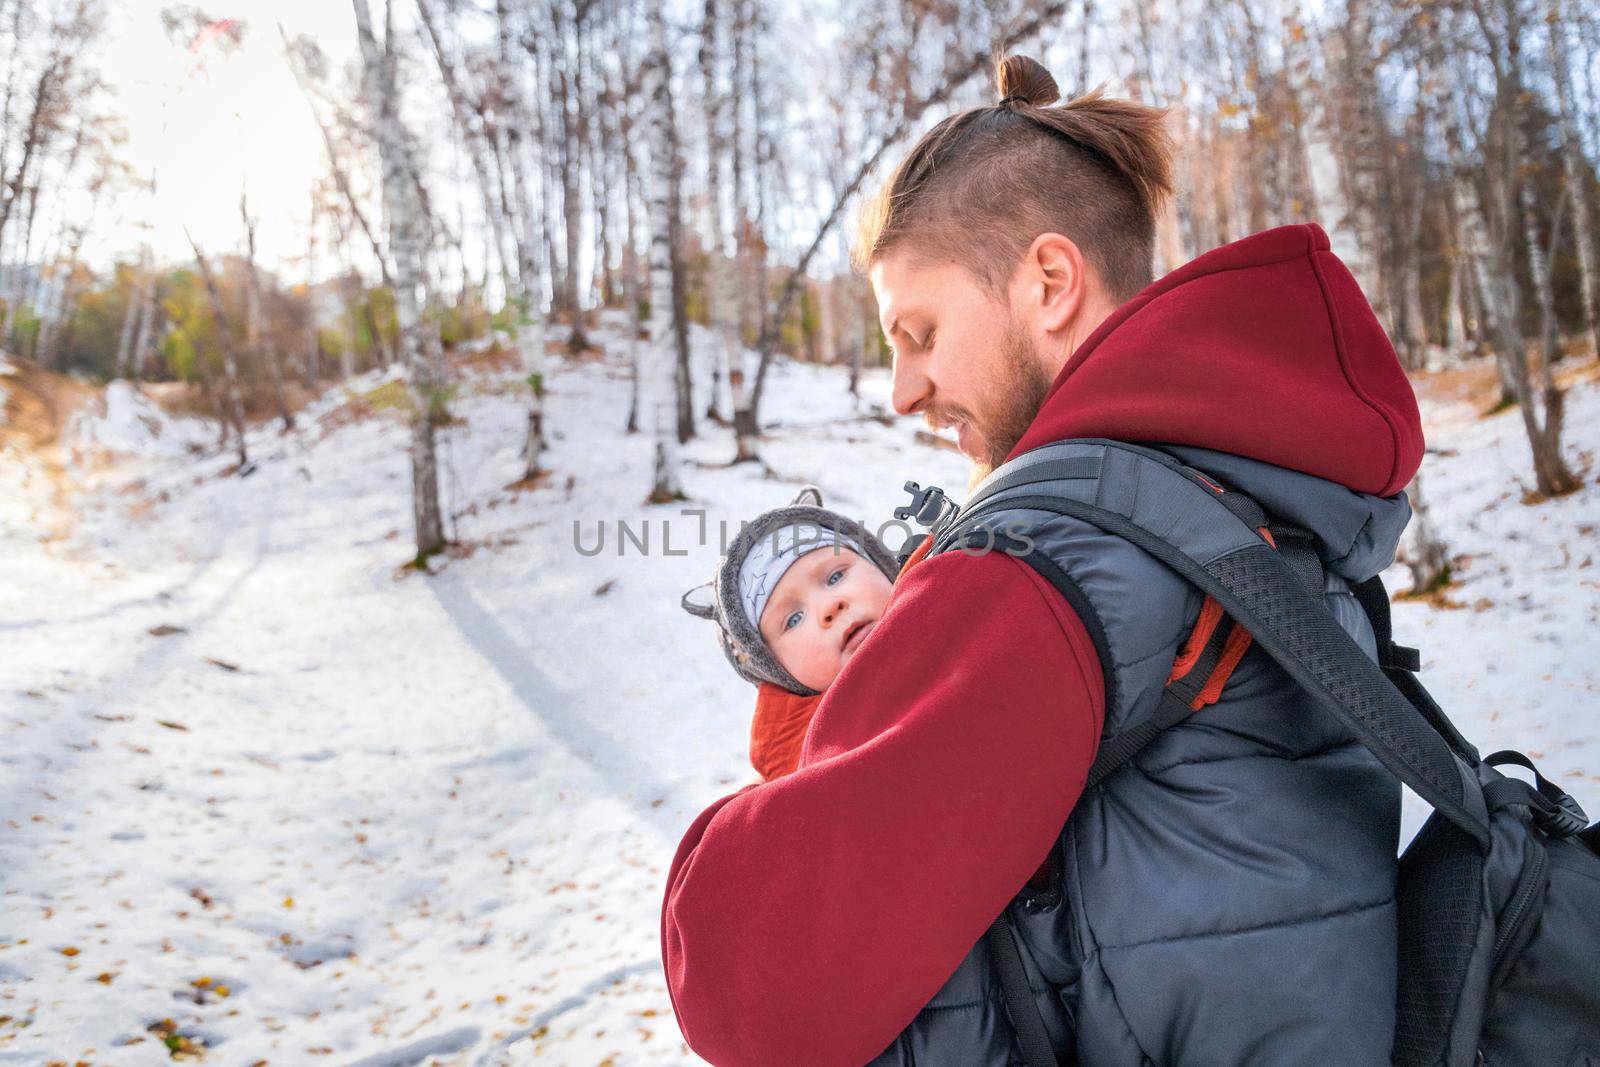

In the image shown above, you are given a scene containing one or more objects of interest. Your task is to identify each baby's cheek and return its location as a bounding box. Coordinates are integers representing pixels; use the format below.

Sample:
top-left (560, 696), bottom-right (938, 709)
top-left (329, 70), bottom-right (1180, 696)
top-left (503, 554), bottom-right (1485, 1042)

top-left (774, 633), bottom-right (836, 692)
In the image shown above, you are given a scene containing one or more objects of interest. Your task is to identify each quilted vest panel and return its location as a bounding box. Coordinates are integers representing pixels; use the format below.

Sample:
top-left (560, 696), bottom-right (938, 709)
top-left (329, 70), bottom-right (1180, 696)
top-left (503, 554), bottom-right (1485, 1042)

top-left (868, 444), bottom-right (1405, 1066)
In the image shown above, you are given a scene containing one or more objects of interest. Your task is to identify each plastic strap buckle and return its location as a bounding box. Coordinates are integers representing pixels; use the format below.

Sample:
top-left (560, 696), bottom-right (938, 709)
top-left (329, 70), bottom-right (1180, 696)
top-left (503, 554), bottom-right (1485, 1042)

top-left (894, 481), bottom-right (956, 531)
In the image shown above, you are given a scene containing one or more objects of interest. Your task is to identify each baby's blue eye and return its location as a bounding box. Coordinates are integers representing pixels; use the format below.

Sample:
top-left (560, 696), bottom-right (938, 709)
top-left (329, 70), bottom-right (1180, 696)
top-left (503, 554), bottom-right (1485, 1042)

top-left (783, 610), bottom-right (803, 631)
top-left (827, 567), bottom-right (847, 585)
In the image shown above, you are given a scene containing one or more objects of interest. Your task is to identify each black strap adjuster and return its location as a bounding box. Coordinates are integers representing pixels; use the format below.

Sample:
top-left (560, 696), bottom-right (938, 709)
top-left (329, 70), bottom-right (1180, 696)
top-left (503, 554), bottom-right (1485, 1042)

top-left (1386, 643), bottom-right (1422, 673)
top-left (1485, 750), bottom-right (1591, 838)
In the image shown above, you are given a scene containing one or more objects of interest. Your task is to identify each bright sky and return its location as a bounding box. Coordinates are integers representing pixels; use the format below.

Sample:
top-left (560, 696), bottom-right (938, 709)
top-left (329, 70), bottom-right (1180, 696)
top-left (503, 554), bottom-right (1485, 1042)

top-left (88, 1), bottom-right (359, 275)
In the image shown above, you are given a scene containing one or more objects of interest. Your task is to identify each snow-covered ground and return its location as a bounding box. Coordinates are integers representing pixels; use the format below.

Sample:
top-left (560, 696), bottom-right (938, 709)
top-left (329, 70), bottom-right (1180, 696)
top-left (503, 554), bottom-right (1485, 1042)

top-left (1386, 366), bottom-right (1600, 839)
top-left (1, 318), bottom-right (1594, 1066)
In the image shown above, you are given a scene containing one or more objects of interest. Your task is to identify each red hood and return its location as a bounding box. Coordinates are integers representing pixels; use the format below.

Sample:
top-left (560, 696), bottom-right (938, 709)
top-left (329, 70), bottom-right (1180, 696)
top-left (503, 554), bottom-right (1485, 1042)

top-left (1008, 223), bottom-right (1423, 497)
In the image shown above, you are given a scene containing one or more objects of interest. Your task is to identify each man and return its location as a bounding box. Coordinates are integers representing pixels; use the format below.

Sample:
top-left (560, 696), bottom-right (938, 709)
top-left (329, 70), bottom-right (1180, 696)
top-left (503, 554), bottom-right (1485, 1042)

top-left (662, 55), bottom-right (1418, 1065)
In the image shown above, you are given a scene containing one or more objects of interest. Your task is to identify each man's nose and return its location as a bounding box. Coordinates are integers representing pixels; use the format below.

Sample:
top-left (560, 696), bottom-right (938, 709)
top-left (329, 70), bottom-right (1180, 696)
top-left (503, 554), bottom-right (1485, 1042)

top-left (890, 353), bottom-right (930, 417)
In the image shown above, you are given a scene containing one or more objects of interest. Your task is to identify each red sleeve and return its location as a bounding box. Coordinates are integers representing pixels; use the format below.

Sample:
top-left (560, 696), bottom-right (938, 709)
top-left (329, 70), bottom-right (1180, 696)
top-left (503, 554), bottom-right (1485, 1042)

top-left (660, 549), bottom-right (1105, 1065)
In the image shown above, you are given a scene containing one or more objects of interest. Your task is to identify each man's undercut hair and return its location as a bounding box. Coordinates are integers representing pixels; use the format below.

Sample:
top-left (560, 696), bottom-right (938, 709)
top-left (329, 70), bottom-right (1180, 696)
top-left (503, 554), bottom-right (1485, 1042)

top-left (855, 55), bottom-right (1175, 302)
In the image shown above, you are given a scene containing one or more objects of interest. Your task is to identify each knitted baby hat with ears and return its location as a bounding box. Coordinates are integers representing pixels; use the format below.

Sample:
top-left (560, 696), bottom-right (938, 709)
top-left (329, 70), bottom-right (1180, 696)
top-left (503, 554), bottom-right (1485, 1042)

top-left (680, 485), bottom-right (899, 695)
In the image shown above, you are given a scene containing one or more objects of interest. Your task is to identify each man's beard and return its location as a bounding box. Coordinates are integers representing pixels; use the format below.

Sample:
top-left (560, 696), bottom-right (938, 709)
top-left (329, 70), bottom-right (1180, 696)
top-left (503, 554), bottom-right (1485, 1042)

top-left (960, 322), bottom-right (1054, 489)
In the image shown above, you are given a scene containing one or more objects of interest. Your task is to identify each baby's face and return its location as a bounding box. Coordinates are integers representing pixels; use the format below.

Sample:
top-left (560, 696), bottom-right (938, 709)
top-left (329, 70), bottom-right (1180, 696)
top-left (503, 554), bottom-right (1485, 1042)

top-left (758, 547), bottom-right (893, 691)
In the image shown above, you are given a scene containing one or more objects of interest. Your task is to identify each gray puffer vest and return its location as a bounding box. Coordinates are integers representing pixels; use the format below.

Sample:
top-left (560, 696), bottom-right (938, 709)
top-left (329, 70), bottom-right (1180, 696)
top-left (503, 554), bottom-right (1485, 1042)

top-left (867, 440), bottom-right (1408, 1066)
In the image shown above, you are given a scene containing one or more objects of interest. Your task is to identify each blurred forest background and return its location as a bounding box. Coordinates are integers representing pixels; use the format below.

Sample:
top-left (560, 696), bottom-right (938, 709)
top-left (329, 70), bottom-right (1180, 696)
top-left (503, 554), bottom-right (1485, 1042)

top-left (1, 0), bottom-right (1596, 563)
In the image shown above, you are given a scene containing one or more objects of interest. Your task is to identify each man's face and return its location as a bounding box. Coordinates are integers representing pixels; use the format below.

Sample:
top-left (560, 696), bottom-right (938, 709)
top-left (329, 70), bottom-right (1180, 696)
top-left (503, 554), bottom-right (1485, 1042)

top-left (759, 547), bottom-right (893, 692)
top-left (870, 250), bottom-right (1055, 482)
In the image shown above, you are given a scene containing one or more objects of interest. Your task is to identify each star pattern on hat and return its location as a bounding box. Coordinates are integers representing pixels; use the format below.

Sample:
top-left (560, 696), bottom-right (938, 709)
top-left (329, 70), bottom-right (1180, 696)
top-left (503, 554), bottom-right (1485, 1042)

top-left (741, 570), bottom-right (770, 610)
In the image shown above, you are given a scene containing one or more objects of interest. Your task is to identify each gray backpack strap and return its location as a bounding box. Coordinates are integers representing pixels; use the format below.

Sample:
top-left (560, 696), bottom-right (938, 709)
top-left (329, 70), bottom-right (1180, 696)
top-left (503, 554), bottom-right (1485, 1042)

top-left (935, 439), bottom-right (1491, 850)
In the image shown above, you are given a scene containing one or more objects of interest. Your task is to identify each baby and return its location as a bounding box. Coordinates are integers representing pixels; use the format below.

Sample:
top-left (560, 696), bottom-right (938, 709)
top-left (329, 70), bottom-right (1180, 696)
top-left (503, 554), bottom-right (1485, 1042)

top-left (681, 486), bottom-right (909, 781)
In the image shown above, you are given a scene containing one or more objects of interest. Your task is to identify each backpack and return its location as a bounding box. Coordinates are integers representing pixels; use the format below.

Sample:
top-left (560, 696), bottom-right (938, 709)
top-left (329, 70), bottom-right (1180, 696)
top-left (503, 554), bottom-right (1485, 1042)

top-left (897, 439), bottom-right (1600, 1066)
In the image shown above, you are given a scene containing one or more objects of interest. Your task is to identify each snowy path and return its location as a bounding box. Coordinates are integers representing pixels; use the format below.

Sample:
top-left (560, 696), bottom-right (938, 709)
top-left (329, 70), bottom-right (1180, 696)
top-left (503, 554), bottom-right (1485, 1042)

top-left (1, 325), bottom-right (965, 1065)
top-left (2, 326), bottom-right (1595, 1066)
top-left (1, 393), bottom-right (693, 1064)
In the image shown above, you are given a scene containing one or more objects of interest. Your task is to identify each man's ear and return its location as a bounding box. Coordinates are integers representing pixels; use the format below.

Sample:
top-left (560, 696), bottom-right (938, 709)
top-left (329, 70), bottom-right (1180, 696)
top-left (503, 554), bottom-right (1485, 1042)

top-left (1018, 231), bottom-right (1092, 335)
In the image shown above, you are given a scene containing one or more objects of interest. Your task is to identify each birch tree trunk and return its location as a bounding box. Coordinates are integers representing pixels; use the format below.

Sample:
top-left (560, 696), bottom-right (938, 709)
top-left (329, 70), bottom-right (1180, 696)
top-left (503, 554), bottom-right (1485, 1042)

top-left (38, 239), bottom-right (85, 372)
top-left (1444, 250), bottom-right (1467, 356)
top-left (1520, 178), bottom-right (1560, 378)
top-left (699, 0), bottom-right (730, 425)
top-left (129, 253), bottom-right (158, 378)
top-left (1547, 0), bottom-right (1600, 358)
top-left (622, 94), bottom-right (643, 435)
top-left (748, 4), bottom-right (772, 363)
top-left (670, 159), bottom-right (695, 444)
top-left (241, 191), bottom-right (293, 432)
top-left (353, 0), bottom-right (447, 558)
top-left (585, 22), bottom-right (613, 309)
top-left (416, 0), bottom-right (513, 291)
top-left (14, 181), bottom-right (42, 341)
top-left (113, 248), bottom-right (146, 379)
top-left (1286, 20), bottom-right (1360, 270)
top-left (1458, 0), bottom-right (1579, 497)
top-left (1427, 30), bottom-right (1518, 386)
top-left (187, 236), bottom-right (249, 469)
top-left (1394, 114), bottom-right (1429, 366)
top-left (33, 121), bottom-right (90, 368)
top-left (521, 4), bottom-right (562, 320)
top-left (304, 196), bottom-right (320, 383)
top-left (644, 0), bottom-right (685, 502)
top-left (554, 0), bottom-right (590, 353)
top-left (723, 0), bottom-right (758, 460)
top-left (0, 1), bottom-right (26, 259)
top-left (1332, 0), bottom-right (1385, 299)
top-left (499, 0), bottom-right (549, 483)
top-left (603, 53), bottom-right (630, 312)
top-left (0, 50), bottom-right (70, 250)
top-left (1458, 143), bottom-right (1520, 409)
top-left (1400, 474), bottom-right (1452, 595)
top-left (1228, 0), bottom-right (1270, 236)
top-left (1512, 150), bottom-right (1579, 495)
top-left (341, 286), bottom-right (358, 379)
top-left (332, 207), bottom-right (359, 379)
top-left (817, 277), bottom-right (837, 366)
top-left (729, 0), bottom-right (752, 344)
top-left (848, 288), bottom-right (865, 399)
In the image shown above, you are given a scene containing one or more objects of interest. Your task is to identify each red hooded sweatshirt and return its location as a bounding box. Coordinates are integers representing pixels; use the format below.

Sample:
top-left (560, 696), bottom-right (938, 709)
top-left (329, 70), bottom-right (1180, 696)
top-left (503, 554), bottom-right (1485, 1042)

top-left (660, 224), bottom-right (1423, 1065)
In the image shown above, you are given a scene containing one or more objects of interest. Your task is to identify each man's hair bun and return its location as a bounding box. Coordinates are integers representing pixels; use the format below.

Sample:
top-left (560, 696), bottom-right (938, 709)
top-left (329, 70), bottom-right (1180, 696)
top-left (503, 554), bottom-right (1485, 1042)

top-left (856, 49), bottom-right (1173, 302)
top-left (996, 54), bottom-right (1060, 108)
